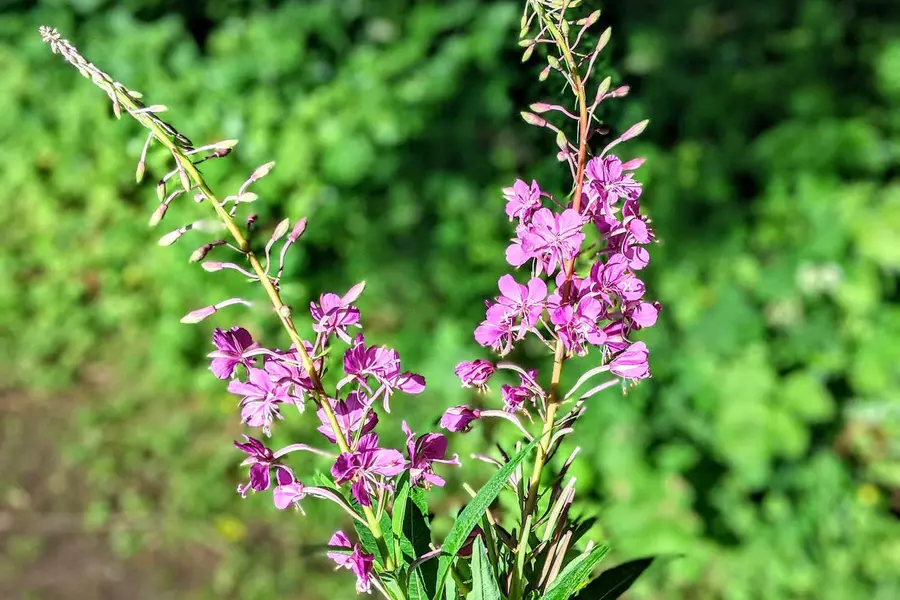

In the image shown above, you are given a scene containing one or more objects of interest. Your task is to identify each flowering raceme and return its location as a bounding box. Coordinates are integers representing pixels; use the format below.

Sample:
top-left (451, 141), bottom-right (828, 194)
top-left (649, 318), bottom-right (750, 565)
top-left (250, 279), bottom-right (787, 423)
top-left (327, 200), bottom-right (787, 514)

top-left (43, 1), bottom-right (664, 597)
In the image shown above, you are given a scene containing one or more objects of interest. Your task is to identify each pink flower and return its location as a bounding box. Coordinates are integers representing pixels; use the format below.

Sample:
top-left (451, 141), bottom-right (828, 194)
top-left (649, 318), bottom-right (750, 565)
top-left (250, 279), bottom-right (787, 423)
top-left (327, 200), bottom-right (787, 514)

top-left (310, 282), bottom-right (365, 344)
top-left (454, 360), bottom-right (496, 390)
top-left (227, 367), bottom-right (294, 435)
top-left (440, 406), bottom-right (481, 432)
top-left (495, 274), bottom-right (548, 333)
top-left (585, 155), bottom-right (643, 202)
top-left (233, 434), bottom-right (293, 497)
top-left (503, 179), bottom-right (543, 223)
top-left (331, 433), bottom-right (405, 506)
top-left (474, 304), bottom-right (516, 355)
top-left (550, 296), bottom-right (607, 356)
top-left (507, 208), bottom-right (586, 276)
top-left (316, 391), bottom-right (378, 445)
top-left (610, 341), bottom-right (650, 381)
top-left (402, 422), bottom-right (460, 488)
top-left (209, 326), bottom-right (258, 379)
top-left (342, 334), bottom-right (425, 411)
top-left (327, 531), bottom-right (375, 594)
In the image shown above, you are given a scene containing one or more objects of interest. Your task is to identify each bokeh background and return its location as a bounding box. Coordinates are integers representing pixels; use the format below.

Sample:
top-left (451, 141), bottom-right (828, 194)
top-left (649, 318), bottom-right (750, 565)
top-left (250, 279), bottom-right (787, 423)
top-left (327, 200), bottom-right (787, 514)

top-left (2, 0), bottom-right (900, 598)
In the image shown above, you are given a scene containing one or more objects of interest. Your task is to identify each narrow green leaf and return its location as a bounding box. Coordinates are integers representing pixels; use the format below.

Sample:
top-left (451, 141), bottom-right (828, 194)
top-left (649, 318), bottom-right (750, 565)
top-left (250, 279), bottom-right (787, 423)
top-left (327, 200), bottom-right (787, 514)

top-left (542, 544), bottom-right (610, 600)
top-left (400, 482), bottom-right (436, 596)
top-left (576, 556), bottom-right (657, 599)
top-left (433, 435), bottom-right (542, 600)
top-left (393, 476), bottom-right (411, 541)
top-left (354, 510), bottom-right (395, 569)
top-left (467, 538), bottom-right (502, 600)
top-left (408, 568), bottom-right (428, 600)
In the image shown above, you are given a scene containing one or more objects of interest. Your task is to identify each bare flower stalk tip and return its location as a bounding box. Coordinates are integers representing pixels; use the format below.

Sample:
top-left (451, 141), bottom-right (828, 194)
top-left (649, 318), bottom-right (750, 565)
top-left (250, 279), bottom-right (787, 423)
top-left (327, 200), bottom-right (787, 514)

top-left (41, 1), bottom-right (661, 595)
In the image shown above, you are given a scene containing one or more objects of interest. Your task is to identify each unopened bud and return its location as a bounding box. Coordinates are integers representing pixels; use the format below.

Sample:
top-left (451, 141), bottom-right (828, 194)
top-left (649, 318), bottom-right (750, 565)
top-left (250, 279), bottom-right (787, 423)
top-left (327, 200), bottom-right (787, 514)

top-left (539, 65), bottom-right (551, 82)
top-left (178, 167), bottom-right (191, 192)
top-left (202, 261), bottom-right (226, 272)
top-left (149, 204), bottom-right (168, 227)
top-left (530, 103), bottom-right (552, 113)
top-left (288, 218), bottom-right (308, 242)
top-left (156, 181), bottom-right (166, 201)
top-left (158, 228), bottom-right (186, 246)
top-left (135, 160), bottom-right (145, 183)
top-left (522, 44), bottom-right (534, 62)
top-left (520, 112), bottom-right (546, 127)
top-left (180, 305), bottom-right (216, 324)
top-left (596, 27), bottom-right (612, 53)
top-left (249, 161), bottom-right (275, 182)
top-left (270, 218), bottom-right (290, 242)
top-left (555, 130), bottom-right (568, 151)
top-left (577, 9), bottom-right (601, 27)
top-left (189, 240), bottom-right (226, 263)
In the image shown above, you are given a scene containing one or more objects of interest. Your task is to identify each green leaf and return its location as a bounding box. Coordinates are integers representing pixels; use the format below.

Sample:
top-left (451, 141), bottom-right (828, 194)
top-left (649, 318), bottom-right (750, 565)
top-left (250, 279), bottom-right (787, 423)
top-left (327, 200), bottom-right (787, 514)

top-left (542, 544), bottom-right (610, 600)
top-left (575, 557), bottom-right (657, 599)
top-left (408, 567), bottom-right (429, 600)
top-left (467, 537), bottom-right (502, 600)
top-left (393, 476), bottom-right (411, 541)
top-left (434, 435), bottom-right (542, 599)
top-left (403, 485), bottom-right (436, 596)
top-left (354, 510), bottom-right (395, 569)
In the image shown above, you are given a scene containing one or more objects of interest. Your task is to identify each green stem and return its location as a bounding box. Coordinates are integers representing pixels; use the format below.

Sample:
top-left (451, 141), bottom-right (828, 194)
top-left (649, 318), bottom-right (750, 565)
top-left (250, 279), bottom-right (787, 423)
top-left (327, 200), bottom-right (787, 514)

top-left (110, 89), bottom-right (396, 571)
top-left (513, 4), bottom-right (592, 598)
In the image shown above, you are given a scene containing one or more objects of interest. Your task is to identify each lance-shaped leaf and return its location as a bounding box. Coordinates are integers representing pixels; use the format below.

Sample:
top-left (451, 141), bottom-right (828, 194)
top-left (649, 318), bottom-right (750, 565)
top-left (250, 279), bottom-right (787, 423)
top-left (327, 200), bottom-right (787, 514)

top-left (541, 544), bottom-right (610, 600)
top-left (467, 537), bottom-right (501, 600)
top-left (575, 556), bottom-right (660, 599)
top-left (433, 435), bottom-right (541, 600)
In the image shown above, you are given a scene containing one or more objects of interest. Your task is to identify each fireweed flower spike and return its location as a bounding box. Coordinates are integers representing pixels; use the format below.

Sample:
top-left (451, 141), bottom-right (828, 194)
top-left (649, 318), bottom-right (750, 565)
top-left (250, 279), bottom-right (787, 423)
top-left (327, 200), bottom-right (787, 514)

top-left (43, 1), bottom-right (663, 594)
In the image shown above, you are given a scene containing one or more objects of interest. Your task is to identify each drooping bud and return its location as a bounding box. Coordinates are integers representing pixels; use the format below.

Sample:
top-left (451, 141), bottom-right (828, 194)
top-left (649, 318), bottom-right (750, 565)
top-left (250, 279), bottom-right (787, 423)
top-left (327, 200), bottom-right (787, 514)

top-left (202, 261), bottom-right (226, 272)
top-left (148, 203), bottom-right (168, 227)
top-left (268, 218), bottom-right (290, 246)
top-left (158, 227), bottom-right (187, 246)
top-left (177, 164), bottom-right (191, 192)
top-left (288, 218), bottom-right (307, 242)
top-left (189, 240), bottom-right (226, 263)
top-left (180, 305), bottom-right (217, 324)
top-left (520, 111), bottom-right (546, 127)
top-left (539, 65), bottom-right (551, 82)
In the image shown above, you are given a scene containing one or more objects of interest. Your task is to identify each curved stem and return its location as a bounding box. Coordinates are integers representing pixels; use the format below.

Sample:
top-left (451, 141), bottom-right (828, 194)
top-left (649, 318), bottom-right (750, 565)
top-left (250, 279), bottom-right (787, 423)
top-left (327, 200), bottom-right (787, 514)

top-left (515, 3), bottom-right (592, 597)
top-left (111, 88), bottom-right (397, 570)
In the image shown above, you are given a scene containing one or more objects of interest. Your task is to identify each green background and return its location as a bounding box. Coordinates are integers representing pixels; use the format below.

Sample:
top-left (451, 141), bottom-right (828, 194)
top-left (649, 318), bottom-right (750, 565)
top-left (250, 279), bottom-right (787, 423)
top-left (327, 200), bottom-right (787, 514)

top-left (2, 0), bottom-right (899, 598)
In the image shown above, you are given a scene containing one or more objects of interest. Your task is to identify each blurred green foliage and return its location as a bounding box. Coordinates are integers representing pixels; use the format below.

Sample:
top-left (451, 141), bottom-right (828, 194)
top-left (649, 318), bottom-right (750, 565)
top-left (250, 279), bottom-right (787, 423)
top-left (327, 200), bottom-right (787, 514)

top-left (1, 0), bottom-right (899, 598)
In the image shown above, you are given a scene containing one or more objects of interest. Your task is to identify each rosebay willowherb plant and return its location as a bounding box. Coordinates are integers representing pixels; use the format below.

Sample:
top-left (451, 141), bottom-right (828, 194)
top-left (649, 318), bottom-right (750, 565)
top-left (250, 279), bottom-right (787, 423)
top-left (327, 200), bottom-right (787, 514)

top-left (40, 1), bottom-right (662, 598)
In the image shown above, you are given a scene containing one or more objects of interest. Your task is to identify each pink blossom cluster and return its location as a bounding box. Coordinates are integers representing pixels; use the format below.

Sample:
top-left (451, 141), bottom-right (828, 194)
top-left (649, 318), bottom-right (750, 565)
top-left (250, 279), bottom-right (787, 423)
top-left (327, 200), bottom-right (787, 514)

top-left (443, 154), bottom-right (659, 431)
top-left (215, 284), bottom-right (458, 592)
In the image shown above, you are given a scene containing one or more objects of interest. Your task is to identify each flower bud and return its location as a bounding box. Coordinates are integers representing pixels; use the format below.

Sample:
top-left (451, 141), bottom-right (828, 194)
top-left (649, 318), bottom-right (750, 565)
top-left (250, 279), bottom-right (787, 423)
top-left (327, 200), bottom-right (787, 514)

top-left (158, 228), bottom-right (186, 246)
top-left (148, 203), bottom-right (168, 227)
top-left (520, 111), bottom-right (546, 127)
top-left (180, 305), bottom-right (216, 324)
top-left (202, 261), bottom-right (226, 272)
top-left (288, 218), bottom-right (307, 242)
